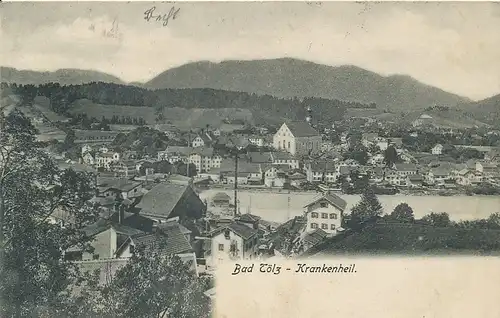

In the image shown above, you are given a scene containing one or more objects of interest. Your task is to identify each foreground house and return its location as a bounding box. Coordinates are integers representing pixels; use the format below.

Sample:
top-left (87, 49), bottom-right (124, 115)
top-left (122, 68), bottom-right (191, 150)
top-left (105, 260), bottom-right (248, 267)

top-left (135, 182), bottom-right (206, 223)
top-left (303, 193), bottom-right (347, 235)
top-left (206, 221), bottom-right (260, 266)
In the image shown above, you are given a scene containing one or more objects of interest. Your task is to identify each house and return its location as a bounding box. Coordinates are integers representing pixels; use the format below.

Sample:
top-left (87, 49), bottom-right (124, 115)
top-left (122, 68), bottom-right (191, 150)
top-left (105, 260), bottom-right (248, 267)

top-left (273, 121), bottom-right (322, 156)
top-left (264, 165), bottom-right (289, 188)
top-left (246, 152), bottom-right (273, 164)
top-left (212, 192), bottom-right (231, 207)
top-left (407, 174), bottom-right (425, 188)
top-left (412, 114), bottom-right (433, 128)
top-left (74, 130), bottom-right (121, 144)
top-left (65, 218), bottom-right (146, 261)
top-left (248, 135), bottom-right (264, 147)
top-left (188, 147), bottom-right (222, 173)
top-left (271, 151), bottom-right (300, 169)
top-left (111, 160), bottom-right (137, 178)
top-left (192, 132), bottom-right (216, 148)
top-left (289, 171), bottom-right (307, 187)
top-left (207, 221), bottom-right (260, 266)
top-left (304, 160), bottom-right (336, 184)
top-left (81, 144), bottom-right (93, 155)
top-left (384, 171), bottom-right (409, 187)
top-left (431, 144), bottom-right (444, 155)
top-left (300, 228), bottom-right (329, 252)
top-left (427, 168), bottom-right (452, 186)
top-left (455, 169), bottom-right (483, 186)
top-left (98, 178), bottom-right (144, 200)
top-left (95, 152), bottom-right (120, 170)
top-left (135, 182), bottom-right (206, 222)
top-left (361, 133), bottom-right (379, 148)
top-left (303, 193), bottom-right (346, 235)
top-left (476, 162), bottom-right (499, 176)
top-left (82, 152), bottom-right (95, 166)
top-left (158, 146), bottom-right (192, 164)
top-left (236, 213), bottom-right (262, 230)
top-left (394, 163), bottom-right (418, 177)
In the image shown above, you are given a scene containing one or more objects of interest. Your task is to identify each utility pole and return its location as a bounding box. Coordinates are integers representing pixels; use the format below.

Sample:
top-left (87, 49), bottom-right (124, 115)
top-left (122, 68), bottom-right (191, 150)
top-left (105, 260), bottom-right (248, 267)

top-left (234, 150), bottom-right (238, 218)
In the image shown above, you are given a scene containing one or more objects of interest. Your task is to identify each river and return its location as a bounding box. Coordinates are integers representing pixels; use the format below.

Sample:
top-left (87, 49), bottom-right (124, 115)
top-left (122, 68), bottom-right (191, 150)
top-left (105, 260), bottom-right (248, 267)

top-left (199, 189), bottom-right (500, 224)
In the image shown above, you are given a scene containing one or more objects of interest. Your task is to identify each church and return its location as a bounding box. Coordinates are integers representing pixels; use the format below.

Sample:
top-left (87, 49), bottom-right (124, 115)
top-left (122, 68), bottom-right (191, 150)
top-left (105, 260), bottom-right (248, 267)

top-left (272, 106), bottom-right (322, 157)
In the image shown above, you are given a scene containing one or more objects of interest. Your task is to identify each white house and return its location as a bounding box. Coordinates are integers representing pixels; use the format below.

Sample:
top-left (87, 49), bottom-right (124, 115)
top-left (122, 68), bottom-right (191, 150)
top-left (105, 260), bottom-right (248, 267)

top-left (264, 165), bottom-right (288, 188)
top-left (207, 221), bottom-right (259, 267)
top-left (82, 152), bottom-right (95, 166)
top-left (273, 121), bottom-right (322, 156)
top-left (81, 144), bottom-right (93, 155)
top-left (188, 148), bottom-right (222, 173)
top-left (248, 135), bottom-right (265, 147)
top-left (271, 151), bottom-right (300, 169)
top-left (431, 144), bottom-right (444, 155)
top-left (95, 152), bottom-right (120, 170)
top-left (303, 193), bottom-right (346, 235)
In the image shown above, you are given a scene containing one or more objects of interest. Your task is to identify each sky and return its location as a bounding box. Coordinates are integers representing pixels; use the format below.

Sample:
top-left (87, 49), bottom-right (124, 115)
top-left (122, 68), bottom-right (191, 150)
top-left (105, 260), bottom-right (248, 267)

top-left (1, 1), bottom-right (500, 101)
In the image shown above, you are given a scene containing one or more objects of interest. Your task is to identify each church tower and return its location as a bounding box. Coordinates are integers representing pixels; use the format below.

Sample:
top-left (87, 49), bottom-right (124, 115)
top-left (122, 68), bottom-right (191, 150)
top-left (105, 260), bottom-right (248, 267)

top-left (305, 106), bottom-right (312, 125)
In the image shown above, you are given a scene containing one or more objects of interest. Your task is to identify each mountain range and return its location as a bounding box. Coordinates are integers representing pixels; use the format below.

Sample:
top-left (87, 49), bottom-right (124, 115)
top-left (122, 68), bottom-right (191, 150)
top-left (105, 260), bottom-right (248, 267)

top-left (3, 58), bottom-right (496, 113)
top-left (0, 67), bottom-right (124, 86)
top-left (143, 58), bottom-right (472, 111)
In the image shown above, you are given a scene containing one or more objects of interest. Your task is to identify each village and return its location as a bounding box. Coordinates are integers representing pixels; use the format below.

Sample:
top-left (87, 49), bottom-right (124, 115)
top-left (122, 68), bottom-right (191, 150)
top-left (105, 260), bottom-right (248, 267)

top-left (26, 104), bottom-right (498, 300)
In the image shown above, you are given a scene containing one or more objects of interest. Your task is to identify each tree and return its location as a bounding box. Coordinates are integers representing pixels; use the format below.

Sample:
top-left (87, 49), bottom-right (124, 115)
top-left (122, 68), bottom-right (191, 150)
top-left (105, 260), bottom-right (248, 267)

top-left (77, 242), bottom-right (212, 318)
top-left (0, 110), bottom-right (99, 317)
top-left (390, 203), bottom-right (415, 223)
top-left (349, 187), bottom-right (383, 225)
top-left (383, 145), bottom-right (398, 168)
top-left (420, 212), bottom-right (451, 227)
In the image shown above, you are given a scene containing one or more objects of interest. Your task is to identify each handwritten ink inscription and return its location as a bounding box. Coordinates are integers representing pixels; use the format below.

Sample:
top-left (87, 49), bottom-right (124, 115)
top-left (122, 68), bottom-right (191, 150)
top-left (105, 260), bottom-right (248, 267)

top-left (88, 19), bottom-right (122, 41)
top-left (144, 6), bottom-right (180, 27)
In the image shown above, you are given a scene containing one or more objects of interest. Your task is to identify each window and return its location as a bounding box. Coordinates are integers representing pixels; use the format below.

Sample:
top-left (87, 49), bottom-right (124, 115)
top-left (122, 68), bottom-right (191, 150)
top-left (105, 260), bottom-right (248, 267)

top-left (321, 223), bottom-right (328, 230)
top-left (321, 213), bottom-right (328, 219)
top-left (311, 223), bottom-right (318, 229)
top-left (311, 212), bottom-right (319, 218)
top-left (224, 230), bottom-right (230, 240)
top-left (288, 141), bottom-right (290, 149)
top-left (93, 254), bottom-right (100, 260)
top-left (320, 202), bottom-right (328, 208)
top-left (330, 213), bottom-right (337, 219)
top-left (331, 224), bottom-right (336, 230)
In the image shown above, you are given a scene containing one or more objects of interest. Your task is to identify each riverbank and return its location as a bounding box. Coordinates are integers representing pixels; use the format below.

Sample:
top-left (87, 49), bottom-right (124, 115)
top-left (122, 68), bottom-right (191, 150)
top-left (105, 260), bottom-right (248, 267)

top-left (199, 189), bottom-right (500, 224)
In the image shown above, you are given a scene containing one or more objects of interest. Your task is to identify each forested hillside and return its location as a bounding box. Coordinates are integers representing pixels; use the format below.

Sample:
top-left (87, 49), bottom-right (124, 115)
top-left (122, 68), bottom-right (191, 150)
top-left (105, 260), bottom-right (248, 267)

top-left (4, 82), bottom-right (376, 125)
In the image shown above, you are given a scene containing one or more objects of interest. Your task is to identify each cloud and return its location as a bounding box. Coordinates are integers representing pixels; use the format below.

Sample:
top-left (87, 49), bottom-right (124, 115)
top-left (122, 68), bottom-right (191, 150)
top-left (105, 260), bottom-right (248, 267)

top-left (1, 2), bottom-right (499, 100)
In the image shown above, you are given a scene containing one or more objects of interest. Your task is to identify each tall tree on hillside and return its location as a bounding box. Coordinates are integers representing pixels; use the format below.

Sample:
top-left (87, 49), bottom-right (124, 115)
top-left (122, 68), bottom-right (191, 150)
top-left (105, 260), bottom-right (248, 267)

top-left (349, 187), bottom-right (383, 227)
top-left (390, 203), bottom-right (415, 223)
top-left (383, 144), bottom-right (398, 168)
top-left (67, 243), bottom-right (212, 318)
top-left (0, 111), bottom-right (99, 317)
top-left (420, 212), bottom-right (451, 228)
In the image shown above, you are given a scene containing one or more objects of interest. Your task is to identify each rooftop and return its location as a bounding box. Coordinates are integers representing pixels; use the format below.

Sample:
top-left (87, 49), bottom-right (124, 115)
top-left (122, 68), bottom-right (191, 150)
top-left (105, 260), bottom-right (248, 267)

top-left (135, 183), bottom-right (189, 218)
top-left (304, 193), bottom-right (347, 211)
top-left (284, 121), bottom-right (319, 138)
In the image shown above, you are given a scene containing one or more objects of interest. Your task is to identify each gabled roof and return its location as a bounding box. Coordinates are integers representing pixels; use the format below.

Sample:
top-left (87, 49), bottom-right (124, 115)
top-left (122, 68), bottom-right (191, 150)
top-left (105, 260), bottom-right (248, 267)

top-left (247, 152), bottom-right (273, 163)
top-left (284, 121), bottom-right (319, 137)
top-left (82, 218), bottom-right (145, 238)
top-left (394, 163), bottom-right (418, 171)
top-left (238, 213), bottom-right (262, 223)
top-left (271, 151), bottom-right (296, 161)
top-left (209, 221), bottom-right (258, 240)
top-left (165, 146), bottom-right (193, 156)
top-left (303, 228), bottom-right (328, 246)
top-left (212, 192), bottom-right (231, 202)
top-left (190, 147), bottom-right (215, 157)
top-left (304, 193), bottom-right (347, 211)
top-left (135, 183), bottom-right (189, 218)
